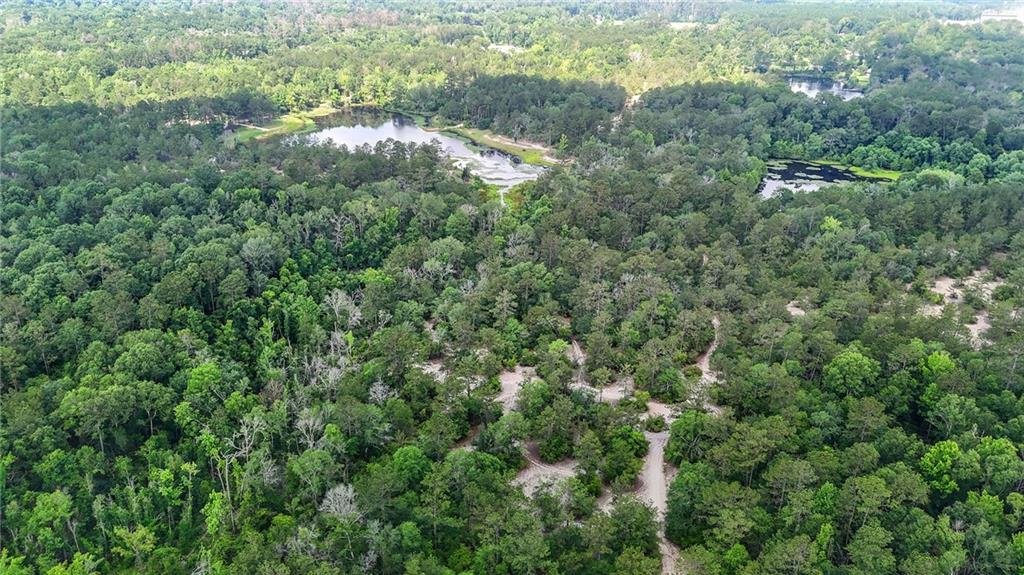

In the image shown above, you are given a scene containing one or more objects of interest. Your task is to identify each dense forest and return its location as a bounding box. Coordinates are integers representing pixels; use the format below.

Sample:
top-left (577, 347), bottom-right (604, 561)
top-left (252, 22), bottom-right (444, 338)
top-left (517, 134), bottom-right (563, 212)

top-left (3, 2), bottom-right (1024, 575)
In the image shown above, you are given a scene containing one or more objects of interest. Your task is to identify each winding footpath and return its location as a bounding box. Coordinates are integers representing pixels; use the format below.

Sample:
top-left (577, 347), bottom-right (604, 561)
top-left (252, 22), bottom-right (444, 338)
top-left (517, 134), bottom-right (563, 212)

top-left (693, 316), bottom-right (723, 415)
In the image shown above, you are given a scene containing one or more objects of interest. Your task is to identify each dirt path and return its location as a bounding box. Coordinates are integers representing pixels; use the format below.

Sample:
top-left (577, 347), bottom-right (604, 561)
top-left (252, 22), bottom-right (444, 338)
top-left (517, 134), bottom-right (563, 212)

top-left (567, 338), bottom-right (631, 402)
top-left (568, 338), bottom-right (587, 383)
top-left (235, 122), bottom-right (269, 131)
top-left (517, 319), bottom-right (726, 574)
top-left (694, 316), bottom-right (723, 415)
top-left (514, 442), bottom-right (578, 496)
top-left (638, 430), bottom-right (670, 516)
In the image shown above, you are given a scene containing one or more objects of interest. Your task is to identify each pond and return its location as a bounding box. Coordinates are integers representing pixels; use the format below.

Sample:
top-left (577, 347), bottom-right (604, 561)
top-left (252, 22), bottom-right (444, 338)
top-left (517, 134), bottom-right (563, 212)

top-left (759, 160), bottom-right (874, 198)
top-left (304, 112), bottom-right (545, 194)
top-left (786, 76), bottom-right (863, 101)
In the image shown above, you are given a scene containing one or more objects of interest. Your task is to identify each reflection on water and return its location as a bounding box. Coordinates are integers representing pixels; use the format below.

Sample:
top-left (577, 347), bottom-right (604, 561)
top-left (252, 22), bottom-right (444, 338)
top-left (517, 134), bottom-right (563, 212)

top-left (759, 160), bottom-right (872, 198)
top-left (305, 112), bottom-right (544, 189)
top-left (786, 76), bottom-right (863, 101)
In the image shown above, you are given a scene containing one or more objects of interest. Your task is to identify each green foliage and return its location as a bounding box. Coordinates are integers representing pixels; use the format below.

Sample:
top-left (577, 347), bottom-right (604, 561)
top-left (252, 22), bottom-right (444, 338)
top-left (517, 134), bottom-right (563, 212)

top-left (4, 3), bottom-right (1024, 574)
top-left (823, 347), bottom-right (881, 396)
top-left (919, 440), bottom-right (961, 497)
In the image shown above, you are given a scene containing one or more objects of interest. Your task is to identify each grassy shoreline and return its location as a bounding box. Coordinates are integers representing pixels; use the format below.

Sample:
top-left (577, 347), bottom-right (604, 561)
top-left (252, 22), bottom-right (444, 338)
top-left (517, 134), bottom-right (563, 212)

top-left (440, 126), bottom-right (559, 167)
top-left (232, 104), bottom-right (339, 143)
top-left (230, 104), bottom-right (559, 167)
top-left (813, 159), bottom-right (901, 181)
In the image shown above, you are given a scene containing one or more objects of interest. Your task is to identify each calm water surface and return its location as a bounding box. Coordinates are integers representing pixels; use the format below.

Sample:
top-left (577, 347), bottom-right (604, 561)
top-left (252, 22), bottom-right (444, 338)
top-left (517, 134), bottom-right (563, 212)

top-left (306, 112), bottom-right (544, 189)
top-left (759, 160), bottom-right (872, 198)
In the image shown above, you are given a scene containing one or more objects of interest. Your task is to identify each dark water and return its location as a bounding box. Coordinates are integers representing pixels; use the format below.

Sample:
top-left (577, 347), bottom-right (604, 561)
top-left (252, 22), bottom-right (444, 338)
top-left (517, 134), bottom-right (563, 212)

top-left (786, 76), bottom-right (863, 101)
top-left (305, 112), bottom-right (544, 189)
top-left (759, 160), bottom-right (870, 198)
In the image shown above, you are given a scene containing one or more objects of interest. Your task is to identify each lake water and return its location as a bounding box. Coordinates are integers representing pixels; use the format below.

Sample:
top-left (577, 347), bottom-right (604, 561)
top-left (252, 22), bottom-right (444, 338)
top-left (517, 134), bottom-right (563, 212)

top-left (786, 76), bottom-right (863, 101)
top-left (759, 160), bottom-right (871, 198)
top-left (305, 112), bottom-right (544, 190)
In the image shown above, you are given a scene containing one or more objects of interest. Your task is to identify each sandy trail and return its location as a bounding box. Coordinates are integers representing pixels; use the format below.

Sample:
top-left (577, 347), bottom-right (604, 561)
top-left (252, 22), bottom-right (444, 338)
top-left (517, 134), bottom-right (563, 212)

top-left (573, 378), bottom-right (631, 403)
top-left (693, 316), bottom-right (724, 415)
top-left (424, 319), bottom-right (441, 343)
top-left (568, 338), bottom-right (587, 383)
top-left (567, 339), bottom-right (634, 402)
top-left (638, 431), bottom-right (670, 516)
top-left (644, 315), bottom-right (723, 573)
top-left (639, 419), bottom-right (680, 574)
top-left (520, 319), bottom-right (725, 573)
top-left (514, 442), bottom-right (578, 496)
top-left (612, 94), bottom-right (642, 129)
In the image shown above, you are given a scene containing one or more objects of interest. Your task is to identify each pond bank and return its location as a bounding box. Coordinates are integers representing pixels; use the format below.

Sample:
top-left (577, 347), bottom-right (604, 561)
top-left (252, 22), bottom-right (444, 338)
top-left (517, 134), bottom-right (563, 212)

top-left (760, 158), bottom-right (899, 198)
top-left (439, 126), bottom-right (560, 167)
top-left (230, 104), bottom-right (339, 143)
top-left (230, 104), bottom-right (559, 167)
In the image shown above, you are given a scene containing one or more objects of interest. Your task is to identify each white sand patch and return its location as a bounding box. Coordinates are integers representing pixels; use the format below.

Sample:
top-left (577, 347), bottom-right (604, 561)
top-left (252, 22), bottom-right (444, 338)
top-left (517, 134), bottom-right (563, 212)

top-left (418, 359), bottom-right (446, 381)
top-left (573, 377), bottom-right (632, 404)
top-left (924, 268), bottom-right (1004, 345)
top-left (496, 365), bottom-right (535, 412)
top-left (786, 301), bottom-right (806, 317)
top-left (514, 442), bottom-right (578, 496)
top-left (645, 400), bottom-right (674, 421)
top-left (424, 319), bottom-right (441, 343)
top-left (568, 338), bottom-right (588, 385)
top-left (929, 268), bottom-right (1003, 303)
top-left (968, 311), bottom-right (992, 349)
top-left (486, 43), bottom-right (524, 55)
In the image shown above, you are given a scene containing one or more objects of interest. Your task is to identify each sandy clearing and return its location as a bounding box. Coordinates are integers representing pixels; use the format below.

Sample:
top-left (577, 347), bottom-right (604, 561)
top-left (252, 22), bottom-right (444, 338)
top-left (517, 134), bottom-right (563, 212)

top-left (418, 359), bottom-right (446, 381)
top-left (968, 311), bottom-right (992, 349)
top-left (573, 378), bottom-right (632, 403)
top-left (786, 301), bottom-right (806, 317)
top-left (486, 43), bottom-right (525, 55)
top-left (646, 400), bottom-right (674, 421)
top-left (497, 365), bottom-right (535, 412)
top-left (923, 269), bottom-right (1004, 345)
top-left (514, 442), bottom-right (578, 496)
top-left (928, 268), bottom-right (1003, 303)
